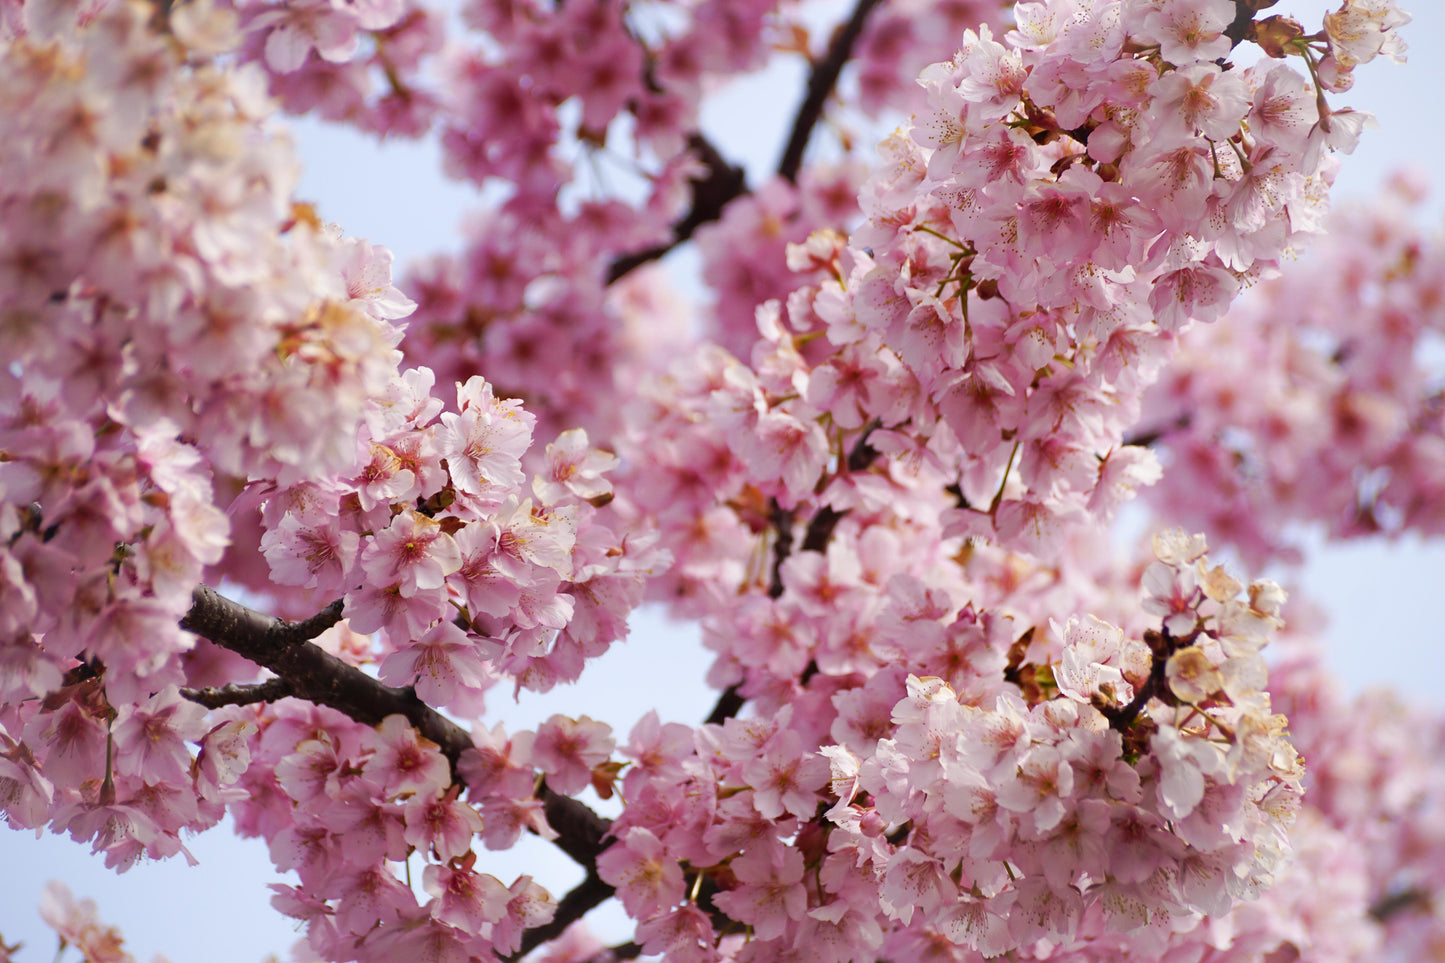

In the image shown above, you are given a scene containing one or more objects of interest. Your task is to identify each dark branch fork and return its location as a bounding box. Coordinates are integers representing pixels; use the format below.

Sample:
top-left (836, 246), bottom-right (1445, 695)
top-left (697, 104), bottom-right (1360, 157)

top-left (605, 134), bottom-right (748, 284)
top-left (177, 586), bottom-right (611, 868)
top-left (607, 0), bottom-right (887, 283)
top-left (178, 585), bottom-right (620, 947)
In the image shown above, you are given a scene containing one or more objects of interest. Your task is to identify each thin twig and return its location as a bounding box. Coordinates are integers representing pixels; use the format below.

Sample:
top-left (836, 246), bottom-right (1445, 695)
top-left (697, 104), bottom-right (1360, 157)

top-left (607, 0), bottom-right (884, 281)
top-left (606, 134), bottom-right (747, 284)
top-left (1124, 413), bottom-right (1192, 449)
top-left (712, 426), bottom-right (881, 727)
top-left (800, 422), bottom-right (880, 553)
top-left (1369, 886), bottom-right (1431, 922)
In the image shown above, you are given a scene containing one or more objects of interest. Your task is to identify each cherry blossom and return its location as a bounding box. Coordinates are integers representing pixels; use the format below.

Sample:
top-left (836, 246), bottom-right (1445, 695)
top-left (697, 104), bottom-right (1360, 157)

top-left (2, 1), bottom-right (1438, 962)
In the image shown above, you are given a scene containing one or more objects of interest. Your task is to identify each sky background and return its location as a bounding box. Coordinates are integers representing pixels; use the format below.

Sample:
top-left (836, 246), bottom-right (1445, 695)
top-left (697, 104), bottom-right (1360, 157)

top-left (5, 2), bottom-right (1444, 960)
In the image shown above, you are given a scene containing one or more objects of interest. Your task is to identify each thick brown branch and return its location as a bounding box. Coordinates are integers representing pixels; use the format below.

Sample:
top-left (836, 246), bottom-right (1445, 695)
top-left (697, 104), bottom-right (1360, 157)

top-left (606, 134), bottom-right (748, 284)
top-left (179, 586), bottom-right (612, 868)
top-left (542, 784), bottom-right (612, 867)
top-left (181, 585), bottom-right (469, 758)
top-left (776, 0), bottom-right (885, 183)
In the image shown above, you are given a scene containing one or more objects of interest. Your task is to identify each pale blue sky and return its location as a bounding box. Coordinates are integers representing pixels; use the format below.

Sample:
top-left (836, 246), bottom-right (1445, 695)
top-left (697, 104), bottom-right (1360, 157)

top-left (4, 3), bottom-right (1443, 960)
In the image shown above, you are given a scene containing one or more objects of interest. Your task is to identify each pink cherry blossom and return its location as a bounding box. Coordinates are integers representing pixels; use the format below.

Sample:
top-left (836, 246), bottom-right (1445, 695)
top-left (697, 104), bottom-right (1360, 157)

top-left (0, 2), bottom-right (1433, 962)
top-left (531, 714), bottom-right (615, 796)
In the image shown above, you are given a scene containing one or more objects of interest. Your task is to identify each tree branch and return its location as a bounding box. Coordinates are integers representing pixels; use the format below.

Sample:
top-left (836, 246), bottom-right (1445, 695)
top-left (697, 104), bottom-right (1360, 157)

top-left (776, 0), bottom-right (885, 183)
top-left (178, 585), bottom-right (612, 868)
top-left (607, 0), bottom-right (885, 282)
top-left (1123, 413), bottom-right (1192, 449)
top-left (1369, 885), bottom-right (1431, 922)
top-left (1096, 627), bottom-right (1191, 733)
top-left (180, 586), bottom-right (467, 755)
top-left (606, 134), bottom-right (748, 284)
top-left (703, 686), bottom-right (745, 726)
top-left (767, 498), bottom-right (795, 601)
top-left (180, 676), bottom-right (293, 708)
top-left (800, 423), bottom-right (880, 553)
top-left (541, 784), bottom-right (613, 867)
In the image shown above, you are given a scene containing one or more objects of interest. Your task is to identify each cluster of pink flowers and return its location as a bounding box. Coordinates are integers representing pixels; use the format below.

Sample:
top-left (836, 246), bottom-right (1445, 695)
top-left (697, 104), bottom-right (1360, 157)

top-left (1141, 170), bottom-right (1445, 565)
top-left (0, 0), bottom-right (658, 911)
top-left (6, 1), bottom-right (1442, 963)
top-left (749, 0), bottom-right (1409, 561)
top-left (36, 882), bottom-right (134, 963)
top-left (817, 531), bottom-right (1298, 958)
top-left (222, 0), bottom-right (445, 137)
top-left (231, 705), bottom-right (559, 963)
top-left (255, 365), bottom-right (664, 702)
top-left (0, 0), bottom-right (408, 863)
top-left (561, 530), bottom-right (1305, 962)
top-left (394, 1), bottom-right (1024, 444)
top-left (1267, 640), bottom-right (1445, 961)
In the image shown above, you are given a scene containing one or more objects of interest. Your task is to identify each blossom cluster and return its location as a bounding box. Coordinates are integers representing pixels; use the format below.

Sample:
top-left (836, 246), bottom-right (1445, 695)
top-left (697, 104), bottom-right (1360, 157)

top-left (743, 0), bottom-right (1410, 560)
top-left (1267, 640), bottom-right (1445, 962)
top-left (0, 0), bottom-right (659, 919)
top-left (397, 0), bottom-right (1022, 443)
top-left (570, 531), bottom-right (1304, 962)
top-left (392, 0), bottom-right (803, 439)
top-left (255, 366), bottom-right (664, 703)
top-left (232, 705), bottom-right (558, 963)
top-left (818, 532), bottom-right (1298, 956)
top-left (0, 0), bottom-right (408, 864)
top-left (1141, 169), bottom-right (1445, 565)
top-left (218, 0), bottom-right (445, 137)
top-left (4, 1), bottom-right (1442, 963)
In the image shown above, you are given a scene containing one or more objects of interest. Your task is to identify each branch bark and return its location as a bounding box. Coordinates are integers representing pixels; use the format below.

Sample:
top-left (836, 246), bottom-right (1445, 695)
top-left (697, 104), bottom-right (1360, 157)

top-left (178, 585), bottom-right (612, 868)
top-left (181, 676), bottom-right (293, 708)
top-left (776, 0), bottom-right (885, 183)
top-left (1225, 0), bottom-right (1265, 48)
top-left (608, 0), bottom-right (884, 283)
top-left (1369, 885), bottom-right (1431, 922)
top-left (1123, 413), bottom-right (1192, 449)
top-left (606, 134), bottom-right (748, 284)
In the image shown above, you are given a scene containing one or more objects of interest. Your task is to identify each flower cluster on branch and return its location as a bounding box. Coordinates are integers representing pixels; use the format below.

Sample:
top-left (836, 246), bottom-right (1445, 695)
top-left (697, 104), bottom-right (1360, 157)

top-left (2, 1), bottom-right (1440, 962)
